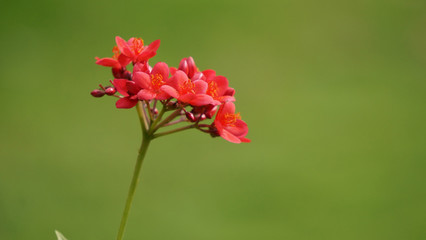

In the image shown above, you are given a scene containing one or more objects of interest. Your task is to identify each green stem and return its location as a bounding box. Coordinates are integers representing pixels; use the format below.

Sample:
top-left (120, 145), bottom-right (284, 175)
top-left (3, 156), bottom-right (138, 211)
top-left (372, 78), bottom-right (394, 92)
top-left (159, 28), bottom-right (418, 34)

top-left (144, 100), bottom-right (154, 123)
top-left (116, 137), bottom-right (151, 240)
top-left (150, 108), bottom-right (182, 134)
top-left (150, 105), bottom-right (167, 131)
top-left (136, 102), bottom-right (148, 133)
top-left (116, 106), bottom-right (152, 240)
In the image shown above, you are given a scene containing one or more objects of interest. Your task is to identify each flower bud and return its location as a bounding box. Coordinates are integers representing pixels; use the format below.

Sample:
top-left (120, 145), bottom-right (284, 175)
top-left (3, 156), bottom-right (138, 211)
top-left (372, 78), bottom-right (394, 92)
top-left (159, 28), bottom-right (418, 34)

top-left (152, 108), bottom-right (159, 115)
top-left (205, 106), bottom-right (218, 119)
top-left (178, 59), bottom-right (188, 75)
top-left (186, 57), bottom-right (196, 78)
top-left (91, 89), bottom-right (105, 97)
top-left (185, 111), bottom-right (196, 122)
top-left (105, 87), bottom-right (117, 96)
top-left (199, 114), bottom-right (207, 121)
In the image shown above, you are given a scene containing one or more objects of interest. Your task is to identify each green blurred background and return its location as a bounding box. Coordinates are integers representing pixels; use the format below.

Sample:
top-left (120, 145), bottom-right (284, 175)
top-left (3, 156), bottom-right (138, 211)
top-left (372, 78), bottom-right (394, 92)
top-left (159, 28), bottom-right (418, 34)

top-left (1, 0), bottom-right (425, 239)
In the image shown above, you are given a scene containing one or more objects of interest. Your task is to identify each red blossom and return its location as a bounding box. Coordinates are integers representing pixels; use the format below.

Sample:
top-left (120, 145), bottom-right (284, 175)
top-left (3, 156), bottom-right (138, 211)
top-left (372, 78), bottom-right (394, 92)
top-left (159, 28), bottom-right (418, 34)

top-left (160, 70), bottom-right (219, 106)
top-left (133, 62), bottom-right (170, 101)
top-left (213, 102), bottom-right (250, 143)
top-left (202, 70), bottom-right (236, 103)
top-left (116, 36), bottom-right (160, 63)
top-left (112, 79), bottom-right (141, 109)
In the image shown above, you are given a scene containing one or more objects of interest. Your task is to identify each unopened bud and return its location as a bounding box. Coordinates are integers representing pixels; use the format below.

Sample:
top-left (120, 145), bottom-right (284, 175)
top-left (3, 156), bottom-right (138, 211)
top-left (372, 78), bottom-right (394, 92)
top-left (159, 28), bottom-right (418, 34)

top-left (152, 108), bottom-right (159, 115)
top-left (205, 106), bottom-right (217, 119)
top-left (91, 89), bottom-right (105, 97)
top-left (105, 87), bottom-right (116, 96)
top-left (185, 111), bottom-right (196, 122)
top-left (199, 114), bottom-right (207, 121)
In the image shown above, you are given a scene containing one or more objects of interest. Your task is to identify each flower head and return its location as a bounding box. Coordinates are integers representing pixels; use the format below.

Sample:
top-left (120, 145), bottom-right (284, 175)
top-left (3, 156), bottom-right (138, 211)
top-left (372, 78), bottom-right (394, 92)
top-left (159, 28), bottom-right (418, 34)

top-left (92, 36), bottom-right (250, 143)
top-left (160, 70), bottom-right (219, 106)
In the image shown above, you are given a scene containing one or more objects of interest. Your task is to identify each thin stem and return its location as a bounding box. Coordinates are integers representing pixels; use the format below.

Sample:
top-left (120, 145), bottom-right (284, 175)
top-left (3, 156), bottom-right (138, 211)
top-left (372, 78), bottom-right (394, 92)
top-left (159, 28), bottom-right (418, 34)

top-left (163, 117), bottom-right (187, 127)
top-left (149, 105), bottom-right (167, 131)
top-left (144, 100), bottom-right (154, 123)
top-left (153, 124), bottom-right (195, 139)
top-left (136, 102), bottom-right (148, 133)
top-left (152, 99), bottom-right (157, 112)
top-left (116, 136), bottom-right (151, 240)
top-left (151, 108), bottom-right (182, 134)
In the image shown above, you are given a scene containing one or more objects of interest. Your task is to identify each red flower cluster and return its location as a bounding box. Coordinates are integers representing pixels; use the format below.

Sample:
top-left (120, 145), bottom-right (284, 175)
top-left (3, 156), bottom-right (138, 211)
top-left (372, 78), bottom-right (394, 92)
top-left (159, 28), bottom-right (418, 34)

top-left (92, 36), bottom-right (250, 143)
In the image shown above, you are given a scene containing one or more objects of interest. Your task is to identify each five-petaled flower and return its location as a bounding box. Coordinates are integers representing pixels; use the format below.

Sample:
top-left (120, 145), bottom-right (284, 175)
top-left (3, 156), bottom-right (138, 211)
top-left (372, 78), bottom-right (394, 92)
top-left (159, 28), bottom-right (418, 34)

top-left (213, 102), bottom-right (250, 143)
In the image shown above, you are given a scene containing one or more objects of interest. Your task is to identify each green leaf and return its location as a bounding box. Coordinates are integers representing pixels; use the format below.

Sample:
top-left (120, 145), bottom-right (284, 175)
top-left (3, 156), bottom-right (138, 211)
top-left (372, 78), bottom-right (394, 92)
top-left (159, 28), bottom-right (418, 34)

top-left (55, 230), bottom-right (68, 240)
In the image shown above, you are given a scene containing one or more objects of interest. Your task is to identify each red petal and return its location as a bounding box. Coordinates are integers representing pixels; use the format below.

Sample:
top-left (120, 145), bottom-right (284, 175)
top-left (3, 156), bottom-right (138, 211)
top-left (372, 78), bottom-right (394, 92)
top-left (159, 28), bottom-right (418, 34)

top-left (170, 67), bottom-right (177, 75)
top-left (160, 85), bottom-right (179, 99)
top-left (179, 94), bottom-right (195, 104)
top-left (152, 62), bottom-right (169, 80)
top-left (214, 76), bottom-right (229, 96)
top-left (192, 72), bottom-right (205, 81)
top-left (133, 62), bottom-right (151, 73)
top-left (226, 119), bottom-right (248, 138)
top-left (115, 36), bottom-right (133, 57)
top-left (116, 97), bottom-right (138, 109)
top-left (137, 89), bottom-right (156, 100)
top-left (202, 69), bottom-right (216, 81)
top-left (112, 79), bottom-right (129, 97)
top-left (133, 72), bottom-right (151, 89)
top-left (224, 87), bottom-right (235, 97)
top-left (189, 94), bottom-right (215, 106)
top-left (117, 54), bottom-right (131, 67)
top-left (173, 70), bottom-right (188, 89)
top-left (220, 128), bottom-right (242, 143)
top-left (217, 95), bottom-right (236, 103)
top-left (126, 81), bottom-right (141, 95)
top-left (156, 92), bottom-right (171, 100)
top-left (95, 58), bottom-right (120, 68)
top-left (193, 80), bottom-right (208, 94)
top-left (221, 102), bottom-right (236, 115)
top-left (137, 39), bottom-right (161, 61)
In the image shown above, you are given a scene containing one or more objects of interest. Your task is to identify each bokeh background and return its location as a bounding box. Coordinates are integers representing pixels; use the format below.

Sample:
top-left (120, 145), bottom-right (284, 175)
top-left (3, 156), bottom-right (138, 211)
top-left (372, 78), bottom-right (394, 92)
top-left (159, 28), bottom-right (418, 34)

top-left (1, 0), bottom-right (425, 239)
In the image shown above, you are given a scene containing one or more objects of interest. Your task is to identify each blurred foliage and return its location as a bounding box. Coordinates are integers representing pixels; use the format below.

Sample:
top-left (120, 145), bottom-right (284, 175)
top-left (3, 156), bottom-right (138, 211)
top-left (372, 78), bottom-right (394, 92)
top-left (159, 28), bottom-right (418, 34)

top-left (0, 0), bottom-right (425, 239)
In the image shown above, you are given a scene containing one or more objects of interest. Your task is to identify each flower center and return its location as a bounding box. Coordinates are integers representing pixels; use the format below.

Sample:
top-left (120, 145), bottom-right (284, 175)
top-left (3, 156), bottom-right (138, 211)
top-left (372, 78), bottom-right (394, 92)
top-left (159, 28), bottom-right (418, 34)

top-left (223, 113), bottom-right (241, 126)
top-left (179, 80), bottom-right (195, 95)
top-left (130, 38), bottom-right (144, 54)
top-left (151, 74), bottom-right (165, 90)
top-left (207, 81), bottom-right (218, 98)
top-left (112, 46), bottom-right (120, 60)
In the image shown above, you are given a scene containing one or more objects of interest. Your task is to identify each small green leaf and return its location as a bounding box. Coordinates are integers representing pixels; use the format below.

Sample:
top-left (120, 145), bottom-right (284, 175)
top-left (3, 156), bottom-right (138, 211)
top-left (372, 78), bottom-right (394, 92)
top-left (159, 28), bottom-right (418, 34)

top-left (55, 230), bottom-right (68, 240)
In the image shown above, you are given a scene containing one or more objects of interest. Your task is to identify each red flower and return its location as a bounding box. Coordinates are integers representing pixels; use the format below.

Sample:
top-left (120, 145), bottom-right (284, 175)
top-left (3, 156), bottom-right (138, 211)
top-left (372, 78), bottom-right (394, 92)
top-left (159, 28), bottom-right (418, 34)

top-left (95, 46), bottom-right (132, 79)
top-left (134, 62), bottom-right (170, 100)
top-left (214, 102), bottom-right (250, 143)
top-left (96, 46), bottom-right (131, 68)
top-left (202, 70), bottom-right (235, 103)
top-left (116, 36), bottom-right (160, 63)
top-left (112, 79), bottom-right (141, 109)
top-left (160, 70), bottom-right (219, 106)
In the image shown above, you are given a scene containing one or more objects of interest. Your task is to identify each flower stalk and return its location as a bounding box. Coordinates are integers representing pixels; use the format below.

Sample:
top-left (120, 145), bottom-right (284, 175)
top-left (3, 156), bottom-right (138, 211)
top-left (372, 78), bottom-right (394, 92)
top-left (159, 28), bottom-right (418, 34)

top-left (92, 35), bottom-right (251, 240)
